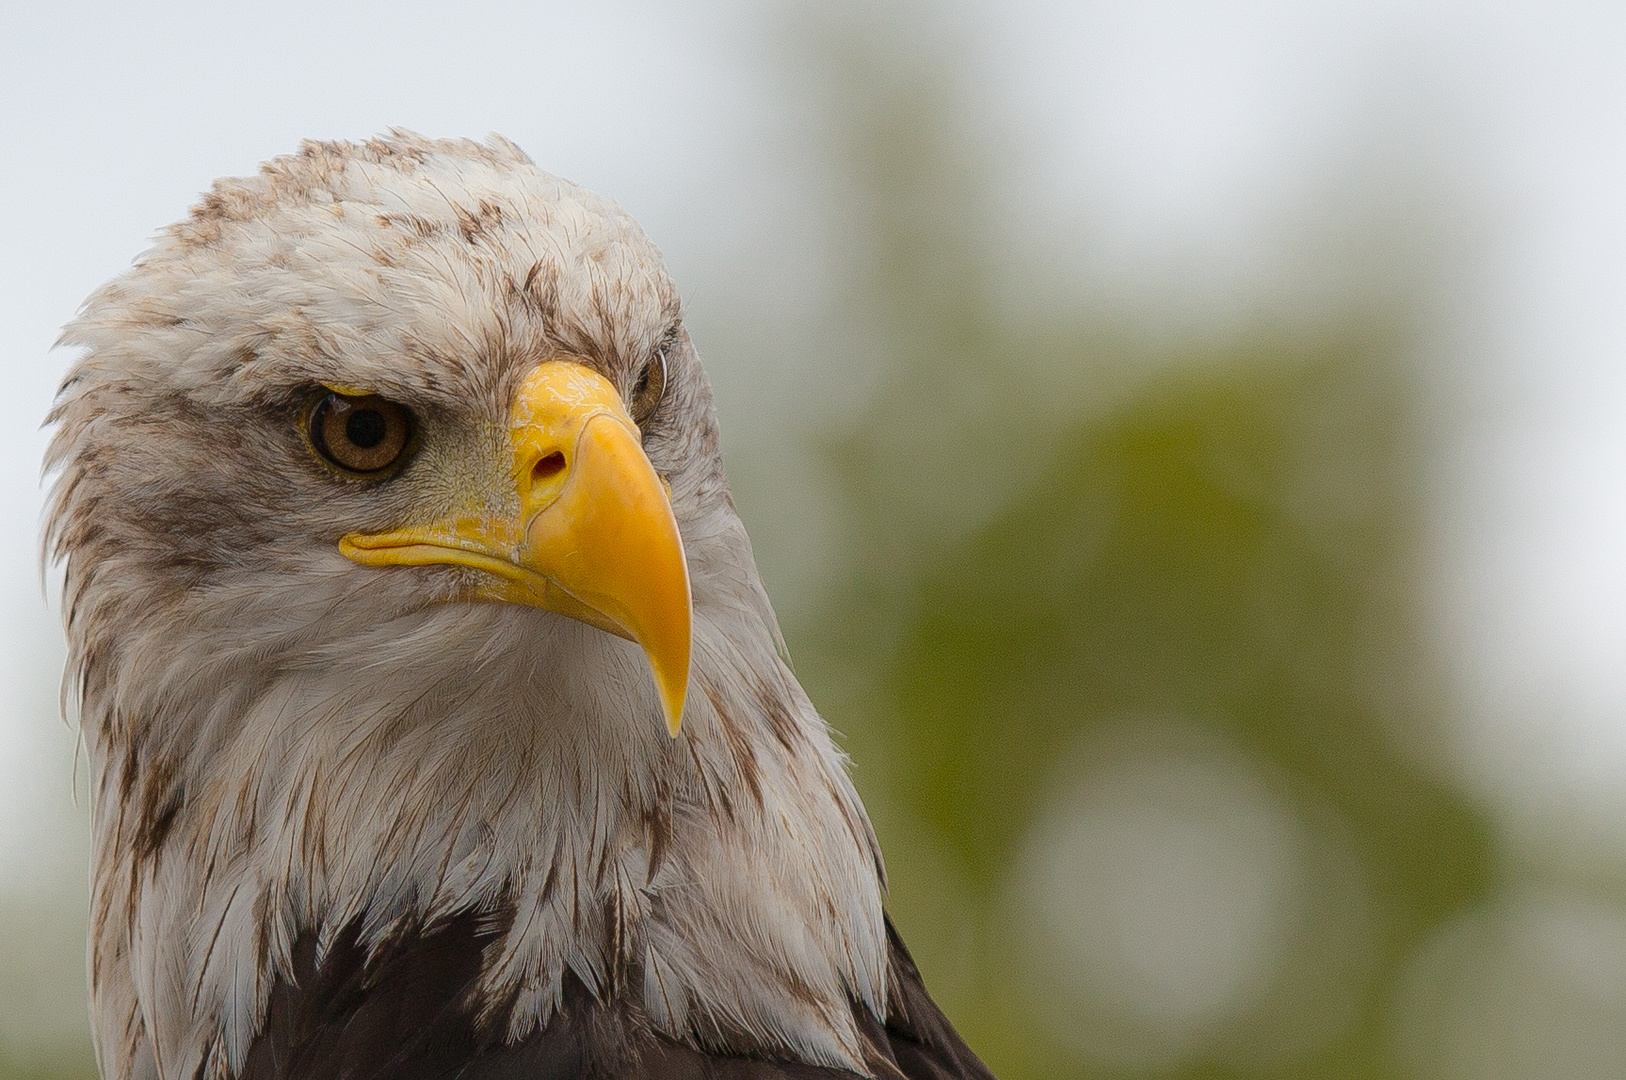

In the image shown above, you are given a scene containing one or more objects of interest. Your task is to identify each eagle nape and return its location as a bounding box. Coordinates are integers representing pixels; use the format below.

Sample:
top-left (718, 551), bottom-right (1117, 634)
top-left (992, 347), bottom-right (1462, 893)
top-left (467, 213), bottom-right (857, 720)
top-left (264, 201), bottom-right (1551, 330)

top-left (45, 133), bottom-right (997, 1079)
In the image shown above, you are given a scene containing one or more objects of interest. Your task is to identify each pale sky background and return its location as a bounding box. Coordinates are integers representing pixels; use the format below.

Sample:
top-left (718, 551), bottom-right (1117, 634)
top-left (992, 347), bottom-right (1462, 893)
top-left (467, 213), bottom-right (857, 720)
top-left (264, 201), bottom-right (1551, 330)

top-left (1, 0), bottom-right (1623, 910)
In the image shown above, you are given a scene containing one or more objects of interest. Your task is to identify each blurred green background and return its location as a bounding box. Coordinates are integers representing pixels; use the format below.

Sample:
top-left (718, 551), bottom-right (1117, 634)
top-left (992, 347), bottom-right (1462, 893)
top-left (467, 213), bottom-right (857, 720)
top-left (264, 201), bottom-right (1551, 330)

top-left (6, 3), bottom-right (1626, 1079)
top-left (729, 30), bottom-right (1494, 1078)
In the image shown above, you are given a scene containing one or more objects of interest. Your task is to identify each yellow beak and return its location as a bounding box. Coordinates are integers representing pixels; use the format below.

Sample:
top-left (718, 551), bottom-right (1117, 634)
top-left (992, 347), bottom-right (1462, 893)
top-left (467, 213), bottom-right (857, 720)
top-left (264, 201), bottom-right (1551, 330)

top-left (339, 360), bottom-right (692, 736)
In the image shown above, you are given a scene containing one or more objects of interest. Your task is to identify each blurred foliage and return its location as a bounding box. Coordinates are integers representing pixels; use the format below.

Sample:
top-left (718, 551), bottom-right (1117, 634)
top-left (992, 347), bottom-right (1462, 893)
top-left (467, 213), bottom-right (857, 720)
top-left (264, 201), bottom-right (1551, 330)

top-left (0, 891), bottom-right (94, 1080)
top-left (762, 14), bottom-right (1500, 1080)
top-left (0, 1047), bottom-right (95, 1080)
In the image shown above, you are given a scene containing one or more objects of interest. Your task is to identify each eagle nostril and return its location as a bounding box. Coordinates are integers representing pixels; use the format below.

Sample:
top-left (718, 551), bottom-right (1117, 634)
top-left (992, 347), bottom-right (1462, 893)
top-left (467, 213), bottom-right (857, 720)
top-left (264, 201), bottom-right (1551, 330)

top-left (532, 451), bottom-right (566, 483)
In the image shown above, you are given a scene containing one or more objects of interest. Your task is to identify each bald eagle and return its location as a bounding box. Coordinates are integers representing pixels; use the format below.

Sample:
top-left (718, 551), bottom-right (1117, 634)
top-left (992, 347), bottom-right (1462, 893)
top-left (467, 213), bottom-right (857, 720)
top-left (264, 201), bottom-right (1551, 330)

top-left (44, 134), bottom-right (996, 1080)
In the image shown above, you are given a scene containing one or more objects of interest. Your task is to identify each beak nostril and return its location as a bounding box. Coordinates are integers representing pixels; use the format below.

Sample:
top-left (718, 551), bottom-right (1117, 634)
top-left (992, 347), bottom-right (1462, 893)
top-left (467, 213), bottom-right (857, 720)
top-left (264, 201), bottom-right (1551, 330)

top-left (532, 451), bottom-right (566, 483)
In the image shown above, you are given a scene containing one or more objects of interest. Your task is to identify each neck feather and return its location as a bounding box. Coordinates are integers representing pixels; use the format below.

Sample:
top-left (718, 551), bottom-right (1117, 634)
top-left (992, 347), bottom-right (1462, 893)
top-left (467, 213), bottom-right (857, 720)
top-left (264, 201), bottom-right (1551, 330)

top-left (77, 554), bottom-right (887, 1080)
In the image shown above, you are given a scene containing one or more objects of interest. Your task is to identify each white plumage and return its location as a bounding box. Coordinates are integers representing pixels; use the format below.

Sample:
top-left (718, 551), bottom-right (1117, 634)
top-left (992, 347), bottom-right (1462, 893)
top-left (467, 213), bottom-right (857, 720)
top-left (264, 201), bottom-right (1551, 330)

top-left (46, 133), bottom-right (989, 1080)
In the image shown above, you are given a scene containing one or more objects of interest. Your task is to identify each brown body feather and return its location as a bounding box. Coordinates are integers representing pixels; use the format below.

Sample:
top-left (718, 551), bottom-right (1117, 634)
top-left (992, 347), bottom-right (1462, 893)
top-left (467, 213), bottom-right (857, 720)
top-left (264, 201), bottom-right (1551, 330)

top-left (240, 914), bottom-right (991, 1080)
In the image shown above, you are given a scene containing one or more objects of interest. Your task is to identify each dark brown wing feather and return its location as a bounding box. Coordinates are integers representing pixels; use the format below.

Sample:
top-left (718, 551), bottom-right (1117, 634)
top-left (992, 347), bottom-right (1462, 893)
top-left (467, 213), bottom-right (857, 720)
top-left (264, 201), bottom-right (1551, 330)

top-left (872, 917), bottom-right (998, 1080)
top-left (237, 912), bottom-right (995, 1080)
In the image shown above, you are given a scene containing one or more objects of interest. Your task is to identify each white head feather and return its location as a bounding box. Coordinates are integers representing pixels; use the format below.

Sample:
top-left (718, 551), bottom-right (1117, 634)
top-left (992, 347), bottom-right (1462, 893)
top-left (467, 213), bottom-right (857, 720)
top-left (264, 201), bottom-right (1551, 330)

top-left (45, 133), bottom-right (887, 1080)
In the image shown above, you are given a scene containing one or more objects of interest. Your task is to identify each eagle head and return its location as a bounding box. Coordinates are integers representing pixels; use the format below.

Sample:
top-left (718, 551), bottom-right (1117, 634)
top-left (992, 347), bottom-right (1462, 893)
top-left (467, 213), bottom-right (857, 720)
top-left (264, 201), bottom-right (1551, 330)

top-left (45, 133), bottom-right (991, 1080)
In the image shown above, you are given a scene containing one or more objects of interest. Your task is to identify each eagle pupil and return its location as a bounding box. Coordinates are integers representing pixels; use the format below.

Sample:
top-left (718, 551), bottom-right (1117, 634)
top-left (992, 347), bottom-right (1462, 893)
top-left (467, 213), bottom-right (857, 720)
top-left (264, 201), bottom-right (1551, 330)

top-left (346, 409), bottom-right (387, 449)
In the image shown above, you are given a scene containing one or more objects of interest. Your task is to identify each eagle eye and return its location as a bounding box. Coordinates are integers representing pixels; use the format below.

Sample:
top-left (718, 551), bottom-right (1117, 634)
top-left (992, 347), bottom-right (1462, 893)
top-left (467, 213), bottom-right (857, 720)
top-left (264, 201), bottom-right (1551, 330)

top-left (629, 350), bottom-right (667, 428)
top-left (308, 391), bottom-right (414, 475)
